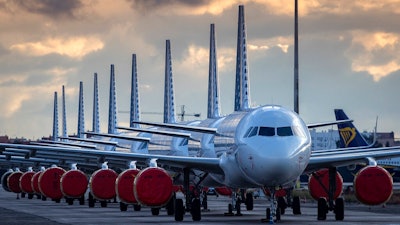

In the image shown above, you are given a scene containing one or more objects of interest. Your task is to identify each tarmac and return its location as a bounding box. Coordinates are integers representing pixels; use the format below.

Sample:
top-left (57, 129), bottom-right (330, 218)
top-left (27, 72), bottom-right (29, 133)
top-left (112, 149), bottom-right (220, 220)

top-left (1, 189), bottom-right (400, 225)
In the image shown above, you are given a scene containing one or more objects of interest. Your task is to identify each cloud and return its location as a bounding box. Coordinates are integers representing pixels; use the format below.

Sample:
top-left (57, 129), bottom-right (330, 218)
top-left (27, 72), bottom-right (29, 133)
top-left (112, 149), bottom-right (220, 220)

top-left (10, 0), bottom-right (83, 18)
top-left (9, 36), bottom-right (104, 59)
top-left (347, 30), bottom-right (400, 81)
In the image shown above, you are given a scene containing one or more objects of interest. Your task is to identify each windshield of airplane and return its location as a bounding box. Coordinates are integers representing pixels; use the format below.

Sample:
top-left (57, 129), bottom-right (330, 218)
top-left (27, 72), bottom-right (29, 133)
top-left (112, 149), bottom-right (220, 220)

top-left (244, 126), bottom-right (305, 138)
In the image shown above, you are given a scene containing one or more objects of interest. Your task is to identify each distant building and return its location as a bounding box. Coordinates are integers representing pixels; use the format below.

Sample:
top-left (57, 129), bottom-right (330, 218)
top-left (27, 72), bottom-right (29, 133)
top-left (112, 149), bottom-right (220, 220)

top-left (310, 129), bottom-right (339, 150)
top-left (376, 132), bottom-right (400, 147)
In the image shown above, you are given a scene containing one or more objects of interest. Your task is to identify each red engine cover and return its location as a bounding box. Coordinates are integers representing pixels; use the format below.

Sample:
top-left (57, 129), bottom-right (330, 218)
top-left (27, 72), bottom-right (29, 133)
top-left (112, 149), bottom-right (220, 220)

top-left (134, 167), bottom-right (173, 207)
top-left (39, 167), bottom-right (66, 199)
top-left (60, 170), bottom-right (88, 198)
top-left (308, 168), bottom-right (343, 201)
top-left (19, 171), bottom-right (35, 194)
top-left (215, 186), bottom-right (233, 196)
top-left (7, 171), bottom-right (23, 193)
top-left (115, 169), bottom-right (140, 204)
top-left (90, 168), bottom-right (118, 200)
top-left (1, 171), bottom-right (13, 192)
top-left (31, 172), bottom-right (42, 194)
top-left (354, 166), bottom-right (393, 205)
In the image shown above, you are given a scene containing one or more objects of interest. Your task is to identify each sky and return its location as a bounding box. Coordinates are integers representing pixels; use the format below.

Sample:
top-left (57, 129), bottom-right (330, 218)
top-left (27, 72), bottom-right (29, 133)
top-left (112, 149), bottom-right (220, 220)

top-left (0, 0), bottom-right (400, 140)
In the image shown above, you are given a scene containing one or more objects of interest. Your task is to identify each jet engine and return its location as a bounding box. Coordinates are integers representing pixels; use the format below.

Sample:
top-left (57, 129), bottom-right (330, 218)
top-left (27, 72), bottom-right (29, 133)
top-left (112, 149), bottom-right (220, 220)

top-left (134, 167), bottom-right (173, 207)
top-left (215, 186), bottom-right (233, 196)
top-left (60, 169), bottom-right (88, 198)
top-left (38, 166), bottom-right (66, 200)
top-left (19, 171), bottom-right (35, 194)
top-left (308, 168), bottom-right (343, 201)
top-left (353, 165), bottom-right (393, 205)
top-left (89, 168), bottom-right (118, 201)
top-left (7, 170), bottom-right (23, 193)
top-left (31, 171), bottom-right (43, 195)
top-left (115, 168), bottom-right (140, 204)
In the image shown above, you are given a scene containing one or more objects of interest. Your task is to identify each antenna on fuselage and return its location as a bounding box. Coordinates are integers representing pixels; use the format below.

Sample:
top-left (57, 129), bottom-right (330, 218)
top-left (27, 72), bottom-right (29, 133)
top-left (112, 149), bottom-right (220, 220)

top-left (294, 0), bottom-right (299, 114)
top-left (234, 5), bottom-right (251, 112)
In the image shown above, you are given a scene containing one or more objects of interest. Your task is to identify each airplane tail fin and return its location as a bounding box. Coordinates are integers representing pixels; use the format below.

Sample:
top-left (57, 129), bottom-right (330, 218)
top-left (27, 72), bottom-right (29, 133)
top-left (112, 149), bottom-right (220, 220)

top-left (52, 92), bottom-right (59, 141)
top-left (163, 40), bottom-right (176, 124)
top-left (108, 64), bottom-right (118, 134)
top-left (130, 54), bottom-right (140, 127)
top-left (77, 81), bottom-right (85, 138)
top-left (92, 73), bottom-right (100, 133)
top-left (334, 109), bottom-right (372, 148)
top-left (61, 85), bottom-right (67, 140)
top-left (207, 24), bottom-right (221, 119)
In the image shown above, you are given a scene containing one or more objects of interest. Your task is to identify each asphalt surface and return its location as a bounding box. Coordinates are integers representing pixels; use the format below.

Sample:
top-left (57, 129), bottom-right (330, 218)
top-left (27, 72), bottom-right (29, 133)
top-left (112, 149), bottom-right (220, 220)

top-left (1, 189), bottom-right (400, 225)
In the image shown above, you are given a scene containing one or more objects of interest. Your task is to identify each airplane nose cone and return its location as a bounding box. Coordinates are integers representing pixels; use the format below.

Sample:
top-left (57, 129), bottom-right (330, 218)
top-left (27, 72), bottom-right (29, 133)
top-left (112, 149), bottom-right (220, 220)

top-left (237, 144), bottom-right (304, 186)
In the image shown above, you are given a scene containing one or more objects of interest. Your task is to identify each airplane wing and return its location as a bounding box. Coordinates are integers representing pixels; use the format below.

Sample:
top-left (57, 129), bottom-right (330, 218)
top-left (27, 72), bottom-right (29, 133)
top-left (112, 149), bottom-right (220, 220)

top-left (0, 143), bottom-right (224, 174)
top-left (306, 119), bottom-right (353, 129)
top-left (306, 146), bottom-right (400, 173)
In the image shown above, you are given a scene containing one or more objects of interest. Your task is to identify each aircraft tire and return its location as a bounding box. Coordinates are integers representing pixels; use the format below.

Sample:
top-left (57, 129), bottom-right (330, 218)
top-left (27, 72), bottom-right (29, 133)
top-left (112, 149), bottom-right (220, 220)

top-left (166, 193), bottom-right (175, 215)
top-left (79, 196), bottom-right (85, 205)
top-left (133, 204), bottom-right (141, 211)
top-left (276, 207), bottom-right (281, 221)
top-left (28, 193), bottom-right (34, 199)
top-left (292, 196), bottom-right (301, 215)
top-left (266, 208), bottom-right (271, 221)
top-left (119, 202), bottom-right (128, 211)
top-left (66, 198), bottom-right (73, 205)
top-left (175, 199), bottom-right (184, 221)
top-left (277, 197), bottom-right (287, 215)
top-left (100, 201), bottom-right (107, 208)
top-left (245, 193), bottom-right (254, 210)
top-left (335, 197), bottom-right (344, 221)
top-left (151, 207), bottom-right (160, 216)
top-left (317, 197), bottom-right (327, 220)
top-left (191, 198), bottom-right (201, 221)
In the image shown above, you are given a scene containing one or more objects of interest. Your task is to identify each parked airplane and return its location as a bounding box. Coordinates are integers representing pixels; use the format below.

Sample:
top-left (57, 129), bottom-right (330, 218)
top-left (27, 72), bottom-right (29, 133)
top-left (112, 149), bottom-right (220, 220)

top-left (2, 4), bottom-right (400, 224)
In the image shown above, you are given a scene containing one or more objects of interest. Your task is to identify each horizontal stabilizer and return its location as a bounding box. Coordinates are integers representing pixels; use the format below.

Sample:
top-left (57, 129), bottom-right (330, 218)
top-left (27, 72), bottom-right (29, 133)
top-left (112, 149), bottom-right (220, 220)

top-left (130, 121), bottom-right (217, 134)
top-left (84, 131), bottom-right (150, 142)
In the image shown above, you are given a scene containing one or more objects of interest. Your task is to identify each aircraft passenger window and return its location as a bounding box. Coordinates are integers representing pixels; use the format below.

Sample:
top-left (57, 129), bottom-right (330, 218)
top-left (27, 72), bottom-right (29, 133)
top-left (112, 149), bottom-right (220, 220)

top-left (259, 127), bottom-right (275, 136)
top-left (180, 139), bottom-right (188, 146)
top-left (243, 127), bottom-right (253, 138)
top-left (248, 127), bottom-right (259, 137)
top-left (277, 127), bottom-right (293, 136)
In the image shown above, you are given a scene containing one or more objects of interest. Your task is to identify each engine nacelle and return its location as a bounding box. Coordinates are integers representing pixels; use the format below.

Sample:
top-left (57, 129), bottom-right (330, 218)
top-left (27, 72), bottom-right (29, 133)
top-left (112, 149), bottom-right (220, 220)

top-left (115, 168), bottom-right (140, 204)
top-left (354, 166), bottom-right (393, 205)
top-left (60, 169), bottom-right (88, 198)
top-left (7, 171), bottom-right (23, 193)
top-left (215, 186), bottom-right (233, 196)
top-left (39, 167), bottom-right (66, 199)
top-left (19, 171), bottom-right (35, 194)
top-left (308, 168), bottom-right (343, 201)
top-left (31, 172), bottom-right (42, 194)
top-left (1, 170), bottom-right (13, 192)
top-left (134, 167), bottom-right (173, 207)
top-left (89, 168), bottom-right (118, 200)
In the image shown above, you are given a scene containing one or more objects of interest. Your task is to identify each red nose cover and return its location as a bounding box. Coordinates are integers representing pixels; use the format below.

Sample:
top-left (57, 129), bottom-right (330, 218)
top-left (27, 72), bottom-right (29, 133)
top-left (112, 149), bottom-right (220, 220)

top-left (90, 169), bottom-right (118, 200)
top-left (354, 166), bottom-right (393, 205)
top-left (19, 171), bottom-right (35, 194)
top-left (61, 170), bottom-right (88, 198)
top-left (115, 169), bottom-right (140, 203)
top-left (31, 172), bottom-right (42, 194)
top-left (7, 172), bottom-right (23, 193)
top-left (134, 167), bottom-right (173, 207)
top-left (38, 167), bottom-right (66, 199)
top-left (308, 168), bottom-right (343, 201)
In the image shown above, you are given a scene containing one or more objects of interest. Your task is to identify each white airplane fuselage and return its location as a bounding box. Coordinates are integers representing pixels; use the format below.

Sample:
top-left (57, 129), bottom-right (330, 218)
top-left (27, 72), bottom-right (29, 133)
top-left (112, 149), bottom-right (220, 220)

top-left (206, 105), bottom-right (311, 188)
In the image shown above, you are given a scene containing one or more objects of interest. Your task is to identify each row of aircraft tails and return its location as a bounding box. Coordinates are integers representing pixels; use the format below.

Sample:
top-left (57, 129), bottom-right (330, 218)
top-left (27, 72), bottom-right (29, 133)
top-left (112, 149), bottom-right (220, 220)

top-left (2, 4), bottom-right (400, 224)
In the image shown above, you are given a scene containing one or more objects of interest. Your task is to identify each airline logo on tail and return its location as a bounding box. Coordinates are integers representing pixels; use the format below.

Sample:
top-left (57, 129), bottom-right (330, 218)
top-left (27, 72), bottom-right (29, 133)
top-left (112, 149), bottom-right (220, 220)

top-left (339, 127), bottom-right (356, 147)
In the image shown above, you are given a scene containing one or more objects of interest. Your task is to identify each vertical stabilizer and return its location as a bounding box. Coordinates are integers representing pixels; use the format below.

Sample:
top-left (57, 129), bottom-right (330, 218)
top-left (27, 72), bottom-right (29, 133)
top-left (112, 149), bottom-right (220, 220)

top-left (61, 86), bottom-right (67, 140)
top-left (52, 92), bottom-right (59, 141)
top-left (234, 5), bottom-right (250, 111)
top-left (108, 64), bottom-right (118, 134)
top-left (163, 40), bottom-right (176, 123)
top-left (130, 54), bottom-right (140, 128)
top-left (77, 82), bottom-right (85, 138)
top-left (92, 73), bottom-right (100, 133)
top-left (207, 24), bottom-right (221, 119)
top-left (334, 109), bottom-right (370, 148)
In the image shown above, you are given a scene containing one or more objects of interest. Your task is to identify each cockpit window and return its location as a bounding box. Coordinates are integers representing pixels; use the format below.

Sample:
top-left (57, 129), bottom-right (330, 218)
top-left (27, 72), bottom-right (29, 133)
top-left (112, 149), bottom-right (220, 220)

top-left (248, 127), bottom-right (259, 137)
top-left (292, 126), bottom-right (306, 138)
top-left (259, 127), bottom-right (275, 136)
top-left (243, 127), bottom-right (253, 138)
top-left (277, 126), bottom-right (293, 136)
